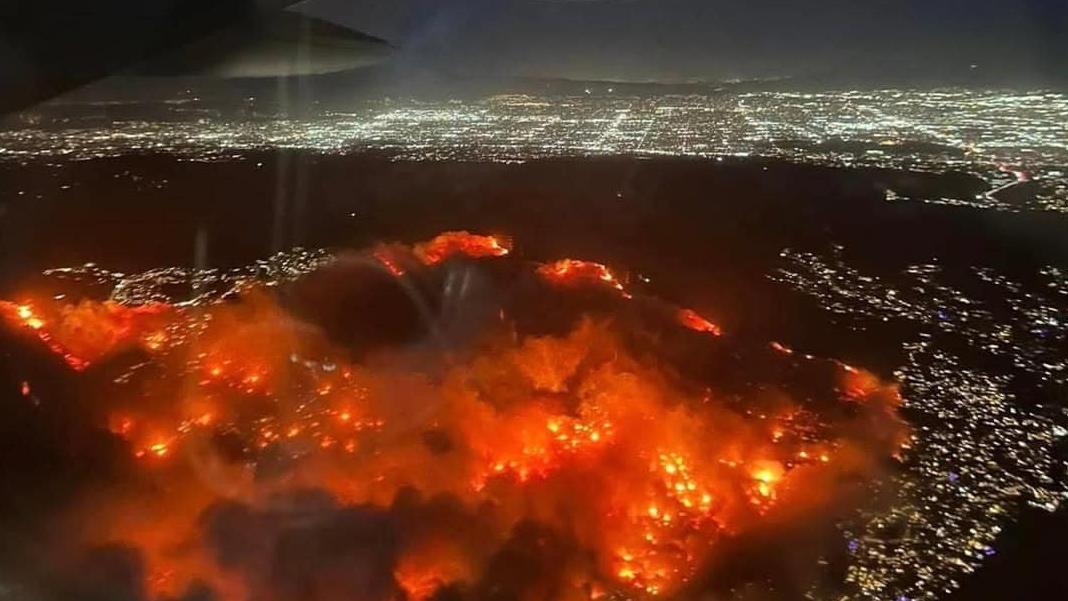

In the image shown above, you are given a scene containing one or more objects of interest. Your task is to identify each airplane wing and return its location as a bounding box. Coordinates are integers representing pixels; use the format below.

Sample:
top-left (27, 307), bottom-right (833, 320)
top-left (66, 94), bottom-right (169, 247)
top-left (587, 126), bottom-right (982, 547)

top-left (0, 0), bottom-right (391, 114)
top-left (134, 10), bottom-right (393, 78)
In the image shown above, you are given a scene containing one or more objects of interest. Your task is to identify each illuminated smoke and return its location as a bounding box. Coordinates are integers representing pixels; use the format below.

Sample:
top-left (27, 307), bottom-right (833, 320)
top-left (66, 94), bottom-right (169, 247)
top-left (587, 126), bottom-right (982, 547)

top-left (0, 299), bottom-right (172, 370)
top-left (1, 232), bottom-right (908, 601)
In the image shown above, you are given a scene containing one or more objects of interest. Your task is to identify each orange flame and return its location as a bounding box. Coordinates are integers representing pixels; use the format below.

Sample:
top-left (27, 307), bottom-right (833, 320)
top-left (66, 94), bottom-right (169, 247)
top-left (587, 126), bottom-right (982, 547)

top-left (414, 231), bottom-right (511, 265)
top-left (536, 259), bottom-right (629, 297)
top-left (0, 232), bottom-right (907, 601)
top-left (0, 299), bottom-right (171, 369)
top-left (676, 308), bottom-right (722, 336)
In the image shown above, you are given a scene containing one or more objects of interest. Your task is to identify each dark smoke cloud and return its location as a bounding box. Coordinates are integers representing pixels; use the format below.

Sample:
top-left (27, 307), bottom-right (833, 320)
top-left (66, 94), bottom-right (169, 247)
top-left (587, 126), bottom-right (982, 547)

top-left (202, 491), bottom-right (398, 601)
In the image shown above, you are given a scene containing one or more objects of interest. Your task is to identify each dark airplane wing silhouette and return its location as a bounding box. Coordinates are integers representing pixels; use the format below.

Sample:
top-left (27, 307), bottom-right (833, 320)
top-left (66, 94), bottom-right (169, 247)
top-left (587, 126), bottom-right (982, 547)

top-left (0, 0), bottom-right (391, 114)
top-left (135, 10), bottom-right (393, 78)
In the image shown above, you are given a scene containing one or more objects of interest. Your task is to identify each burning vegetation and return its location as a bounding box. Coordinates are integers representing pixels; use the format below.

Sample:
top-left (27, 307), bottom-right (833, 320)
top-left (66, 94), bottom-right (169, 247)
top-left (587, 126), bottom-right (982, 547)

top-left (0, 231), bottom-right (908, 601)
top-left (0, 299), bottom-right (172, 370)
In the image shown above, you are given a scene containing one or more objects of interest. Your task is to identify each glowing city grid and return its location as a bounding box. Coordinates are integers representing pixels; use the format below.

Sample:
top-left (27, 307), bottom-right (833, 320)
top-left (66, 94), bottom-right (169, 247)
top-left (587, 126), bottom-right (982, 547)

top-left (2, 89), bottom-right (1066, 212)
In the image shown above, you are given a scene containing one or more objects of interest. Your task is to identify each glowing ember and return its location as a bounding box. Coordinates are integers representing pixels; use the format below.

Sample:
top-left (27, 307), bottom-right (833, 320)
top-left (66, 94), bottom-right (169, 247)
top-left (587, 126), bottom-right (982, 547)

top-left (676, 308), bottom-right (722, 336)
top-left (536, 259), bottom-right (630, 297)
top-left (374, 248), bottom-right (408, 277)
top-left (0, 232), bottom-right (907, 601)
top-left (770, 341), bottom-right (794, 355)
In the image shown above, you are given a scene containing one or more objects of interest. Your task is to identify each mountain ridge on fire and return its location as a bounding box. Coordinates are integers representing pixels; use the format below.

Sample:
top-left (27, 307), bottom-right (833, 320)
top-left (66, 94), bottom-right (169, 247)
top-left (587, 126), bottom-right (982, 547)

top-left (0, 231), bottom-right (908, 601)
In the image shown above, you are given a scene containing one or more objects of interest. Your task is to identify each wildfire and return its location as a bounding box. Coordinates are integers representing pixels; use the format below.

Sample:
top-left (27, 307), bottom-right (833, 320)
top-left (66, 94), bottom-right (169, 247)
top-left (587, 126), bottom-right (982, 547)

top-left (536, 259), bottom-right (630, 297)
top-left (414, 231), bottom-right (511, 265)
top-left (394, 546), bottom-right (474, 601)
top-left (0, 299), bottom-right (172, 370)
top-left (374, 248), bottom-right (408, 277)
top-left (373, 231), bottom-right (511, 278)
top-left (0, 232), bottom-right (907, 601)
top-left (676, 308), bottom-right (722, 336)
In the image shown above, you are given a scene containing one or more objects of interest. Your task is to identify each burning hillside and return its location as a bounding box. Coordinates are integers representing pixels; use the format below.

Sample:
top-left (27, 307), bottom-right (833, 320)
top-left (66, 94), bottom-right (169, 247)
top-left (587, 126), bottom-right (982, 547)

top-left (0, 232), bottom-right (908, 601)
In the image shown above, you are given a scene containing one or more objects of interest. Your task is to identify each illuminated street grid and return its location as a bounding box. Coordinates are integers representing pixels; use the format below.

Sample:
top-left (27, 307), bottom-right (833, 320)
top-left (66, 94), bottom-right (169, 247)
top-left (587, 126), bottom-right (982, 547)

top-left (2, 90), bottom-right (1066, 212)
top-left (773, 248), bottom-right (1068, 600)
top-left (775, 247), bottom-right (1068, 386)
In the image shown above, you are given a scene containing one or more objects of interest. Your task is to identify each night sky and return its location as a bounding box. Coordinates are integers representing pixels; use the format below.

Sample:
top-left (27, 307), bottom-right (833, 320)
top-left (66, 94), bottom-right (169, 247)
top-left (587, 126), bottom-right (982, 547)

top-left (301, 0), bottom-right (1067, 83)
top-left (1, 0), bottom-right (1066, 112)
